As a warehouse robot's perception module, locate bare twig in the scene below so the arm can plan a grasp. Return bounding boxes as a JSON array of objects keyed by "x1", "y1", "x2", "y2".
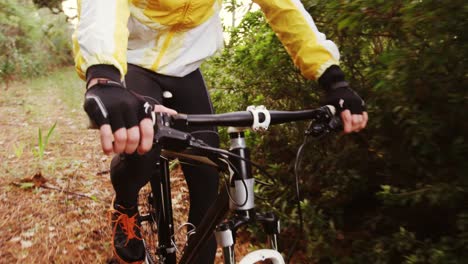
[
  {"x1": 10, "y1": 182, "x2": 98, "y2": 200},
  {"x1": 96, "y1": 169, "x2": 110, "y2": 176}
]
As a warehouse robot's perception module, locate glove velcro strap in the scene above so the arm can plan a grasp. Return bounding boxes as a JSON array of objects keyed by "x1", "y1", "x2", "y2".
[
  {"x1": 329, "y1": 81, "x2": 349, "y2": 90},
  {"x1": 96, "y1": 79, "x2": 124, "y2": 87},
  {"x1": 85, "y1": 64, "x2": 121, "y2": 87}
]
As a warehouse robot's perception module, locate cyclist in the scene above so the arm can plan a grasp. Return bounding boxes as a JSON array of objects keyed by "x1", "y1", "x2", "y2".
[{"x1": 74, "y1": 1, "x2": 368, "y2": 263}]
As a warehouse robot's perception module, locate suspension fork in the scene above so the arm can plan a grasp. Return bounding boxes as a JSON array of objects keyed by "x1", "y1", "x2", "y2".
[
  {"x1": 149, "y1": 157, "x2": 177, "y2": 264},
  {"x1": 215, "y1": 129, "x2": 282, "y2": 264},
  {"x1": 215, "y1": 129, "x2": 256, "y2": 264}
]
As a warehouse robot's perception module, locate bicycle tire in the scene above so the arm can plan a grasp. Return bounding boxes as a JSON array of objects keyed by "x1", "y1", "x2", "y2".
[
  {"x1": 137, "y1": 164, "x2": 191, "y2": 263},
  {"x1": 138, "y1": 183, "x2": 159, "y2": 263}
]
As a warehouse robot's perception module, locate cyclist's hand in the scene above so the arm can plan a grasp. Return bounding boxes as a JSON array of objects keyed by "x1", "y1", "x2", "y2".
[
  {"x1": 319, "y1": 65, "x2": 368, "y2": 133},
  {"x1": 84, "y1": 78, "x2": 176, "y2": 155},
  {"x1": 324, "y1": 83, "x2": 368, "y2": 133}
]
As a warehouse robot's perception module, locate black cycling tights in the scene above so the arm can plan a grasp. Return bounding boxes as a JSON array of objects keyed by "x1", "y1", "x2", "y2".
[{"x1": 110, "y1": 64, "x2": 219, "y2": 263}]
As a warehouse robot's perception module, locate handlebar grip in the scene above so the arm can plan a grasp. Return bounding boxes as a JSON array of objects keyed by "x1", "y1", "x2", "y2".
[
  {"x1": 325, "y1": 105, "x2": 343, "y2": 131},
  {"x1": 329, "y1": 116, "x2": 343, "y2": 131},
  {"x1": 325, "y1": 105, "x2": 336, "y2": 116}
]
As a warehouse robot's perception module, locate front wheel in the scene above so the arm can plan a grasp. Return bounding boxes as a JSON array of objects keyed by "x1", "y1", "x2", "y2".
[
  {"x1": 239, "y1": 249, "x2": 285, "y2": 264},
  {"x1": 138, "y1": 184, "x2": 159, "y2": 263}
]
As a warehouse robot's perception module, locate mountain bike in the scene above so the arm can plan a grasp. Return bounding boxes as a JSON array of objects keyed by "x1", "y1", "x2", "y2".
[{"x1": 138, "y1": 105, "x2": 341, "y2": 264}]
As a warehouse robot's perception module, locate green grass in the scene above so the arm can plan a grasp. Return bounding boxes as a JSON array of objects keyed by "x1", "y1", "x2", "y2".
[
  {"x1": 26, "y1": 66, "x2": 84, "y2": 113},
  {"x1": 0, "y1": 66, "x2": 87, "y2": 177},
  {"x1": 0, "y1": 66, "x2": 119, "y2": 263}
]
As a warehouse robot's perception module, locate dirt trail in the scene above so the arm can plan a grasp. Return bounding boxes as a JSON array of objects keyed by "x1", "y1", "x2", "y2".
[
  {"x1": 0, "y1": 68, "x2": 115, "y2": 263},
  {"x1": 0, "y1": 68, "x2": 250, "y2": 263}
]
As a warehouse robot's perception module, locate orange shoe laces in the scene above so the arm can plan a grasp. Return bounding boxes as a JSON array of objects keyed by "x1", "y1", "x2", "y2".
[{"x1": 109, "y1": 208, "x2": 143, "y2": 246}]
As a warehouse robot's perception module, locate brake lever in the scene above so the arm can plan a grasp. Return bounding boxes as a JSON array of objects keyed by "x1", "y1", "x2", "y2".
[
  {"x1": 305, "y1": 106, "x2": 342, "y2": 137},
  {"x1": 154, "y1": 112, "x2": 211, "y2": 151},
  {"x1": 328, "y1": 116, "x2": 343, "y2": 131},
  {"x1": 154, "y1": 113, "x2": 191, "y2": 148}
]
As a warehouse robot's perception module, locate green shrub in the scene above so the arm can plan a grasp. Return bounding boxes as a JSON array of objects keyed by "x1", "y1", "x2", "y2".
[
  {"x1": 0, "y1": 0, "x2": 72, "y2": 86},
  {"x1": 203, "y1": 0, "x2": 467, "y2": 262}
]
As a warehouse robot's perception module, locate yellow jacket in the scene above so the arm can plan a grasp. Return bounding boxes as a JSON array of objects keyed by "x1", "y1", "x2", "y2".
[{"x1": 73, "y1": 0, "x2": 340, "y2": 81}]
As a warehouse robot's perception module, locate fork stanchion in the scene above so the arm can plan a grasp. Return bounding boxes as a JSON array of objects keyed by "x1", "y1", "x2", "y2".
[
  {"x1": 215, "y1": 222, "x2": 235, "y2": 264},
  {"x1": 257, "y1": 212, "x2": 281, "y2": 251}
]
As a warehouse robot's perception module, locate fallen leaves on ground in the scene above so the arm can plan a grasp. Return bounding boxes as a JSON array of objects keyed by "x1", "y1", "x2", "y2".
[{"x1": 0, "y1": 69, "x2": 253, "y2": 263}]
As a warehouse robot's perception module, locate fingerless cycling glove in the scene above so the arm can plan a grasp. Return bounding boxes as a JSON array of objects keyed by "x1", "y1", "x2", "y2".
[
  {"x1": 319, "y1": 65, "x2": 365, "y2": 114},
  {"x1": 84, "y1": 80, "x2": 153, "y2": 132}
]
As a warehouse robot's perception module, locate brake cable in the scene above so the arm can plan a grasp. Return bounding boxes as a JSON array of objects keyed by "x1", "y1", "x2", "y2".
[
  {"x1": 286, "y1": 118, "x2": 337, "y2": 263},
  {"x1": 285, "y1": 131, "x2": 310, "y2": 263}
]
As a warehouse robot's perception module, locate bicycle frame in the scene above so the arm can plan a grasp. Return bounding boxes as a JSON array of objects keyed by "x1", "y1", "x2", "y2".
[
  {"x1": 143, "y1": 106, "x2": 340, "y2": 264},
  {"x1": 146, "y1": 156, "x2": 178, "y2": 263},
  {"x1": 147, "y1": 130, "x2": 281, "y2": 264}
]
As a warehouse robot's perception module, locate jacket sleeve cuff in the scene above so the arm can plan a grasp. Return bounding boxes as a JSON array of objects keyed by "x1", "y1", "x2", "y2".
[
  {"x1": 86, "y1": 65, "x2": 122, "y2": 86},
  {"x1": 318, "y1": 65, "x2": 346, "y2": 90}
]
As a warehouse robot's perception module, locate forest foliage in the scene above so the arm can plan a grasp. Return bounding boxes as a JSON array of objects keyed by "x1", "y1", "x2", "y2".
[
  {"x1": 203, "y1": 0, "x2": 468, "y2": 263},
  {"x1": 0, "y1": 0, "x2": 72, "y2": 88}
]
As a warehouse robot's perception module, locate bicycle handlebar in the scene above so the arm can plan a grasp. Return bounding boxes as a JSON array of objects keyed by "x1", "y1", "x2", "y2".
[
  {"x1": 170, "y1": 105, "x2": 339, "y2": 128},
  {"x1": 154, "y1": 105, "x2": 342, "y2": 150},
  {"x1": 87, "y1": 105, "x2": 341, "y2": 132}
]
